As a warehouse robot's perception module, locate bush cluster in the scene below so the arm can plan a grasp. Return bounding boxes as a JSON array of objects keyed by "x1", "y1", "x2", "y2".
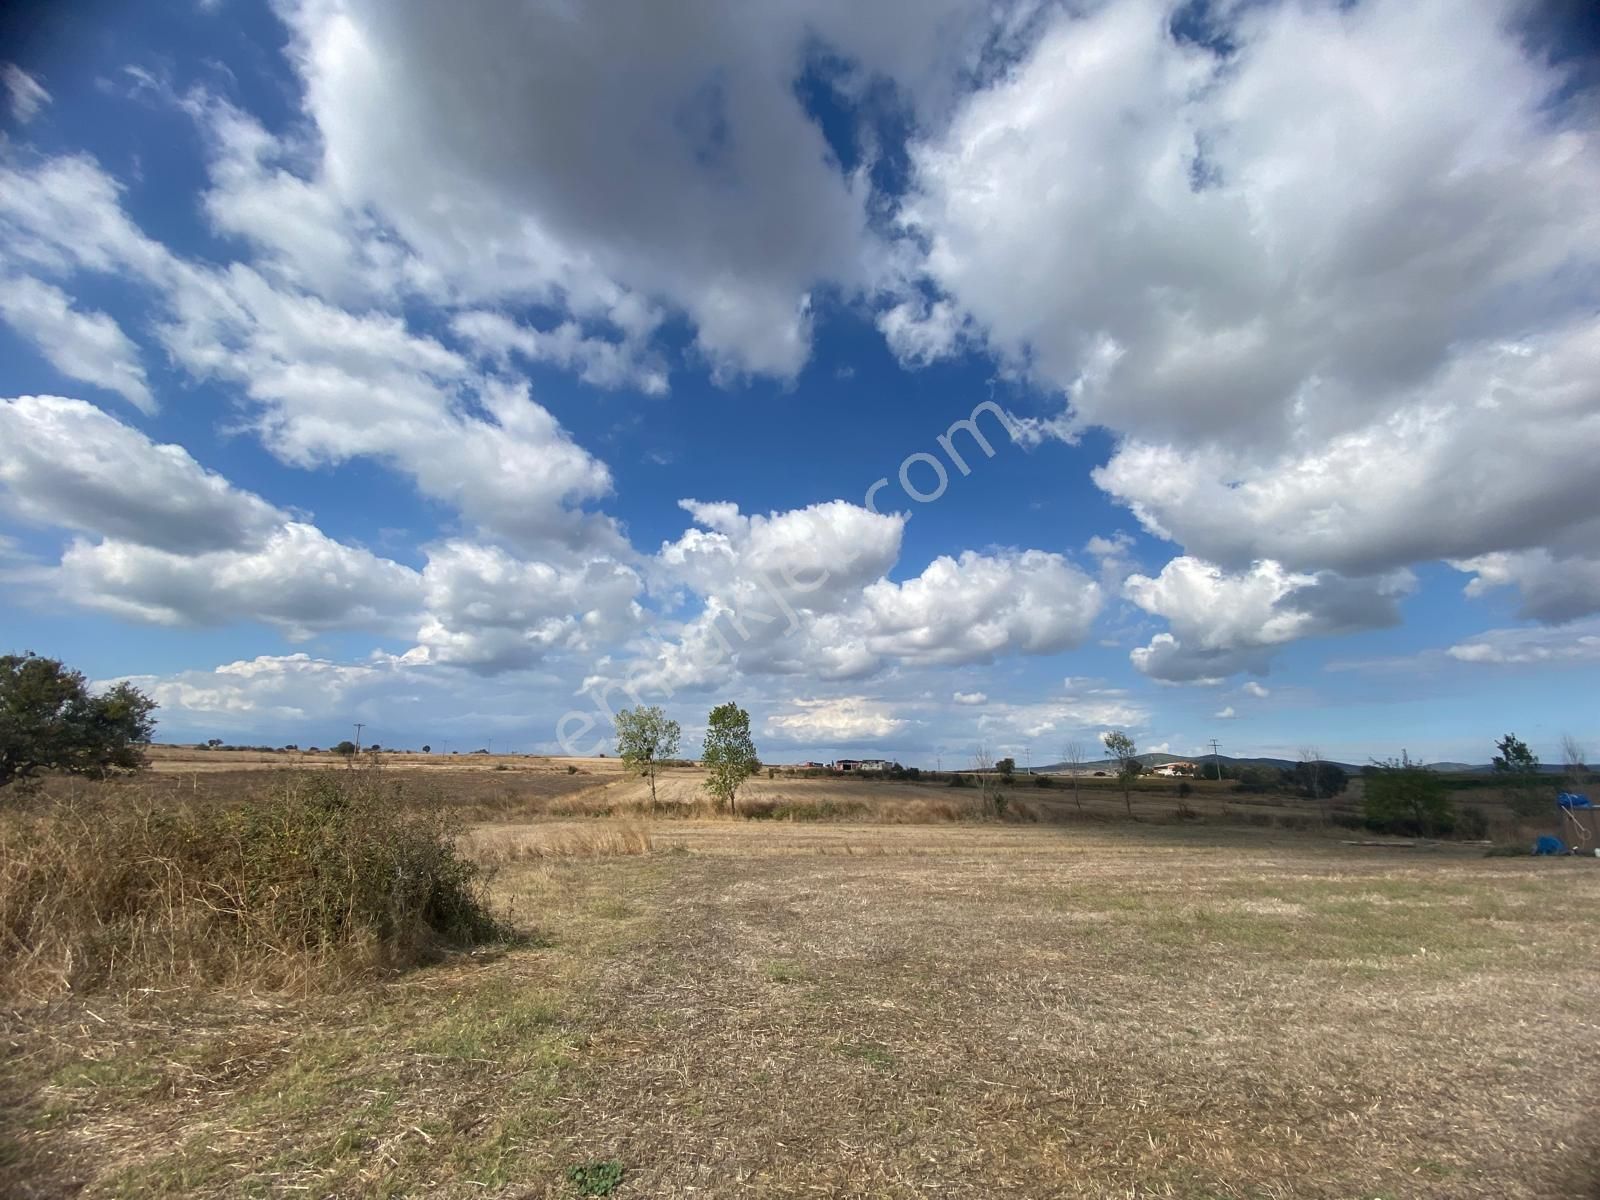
[{"x1": 1, "y1": 771, "x2": 504, "y2": 995}]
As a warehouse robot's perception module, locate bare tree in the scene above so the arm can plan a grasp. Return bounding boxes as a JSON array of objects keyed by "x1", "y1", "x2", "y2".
[
  {"x1": 972, "y1": 744, "x2": 997, "y2": 817},
  {"x1": 1300, "y1": 745, "x2": 1328, "y2": 823},
  {"x1": 1562, "y1": 734, "x2": 1589, "y2": 790},
  {"x1": 1062, "y1": 741, "x2": 1086, "y2": 812}
]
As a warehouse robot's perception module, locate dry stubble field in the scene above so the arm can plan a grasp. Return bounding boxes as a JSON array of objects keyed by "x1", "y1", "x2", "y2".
[{"x1": 7, "y1": 776, "x2": 1600, "y2": 1199}]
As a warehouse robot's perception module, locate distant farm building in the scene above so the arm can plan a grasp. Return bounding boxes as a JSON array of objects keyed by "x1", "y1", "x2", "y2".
[
  {"x1": 832, "y1": 759, "x2": 897, "y2": 773},
  {"x1": 1150, "y1": 761, "x2": 1198, "y2": 777}
]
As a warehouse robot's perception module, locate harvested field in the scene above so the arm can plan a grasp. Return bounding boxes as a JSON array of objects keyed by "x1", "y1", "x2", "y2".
[{"x1": 6, "y1": 814, "x2": 1599, "y2": 1198}]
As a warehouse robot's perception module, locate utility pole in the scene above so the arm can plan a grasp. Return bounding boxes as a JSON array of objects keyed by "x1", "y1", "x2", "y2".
[
  {"x1": 1209, "y1": 738, "x2": 1221, "y2": 781},
  {"x1": 354, "y1": 722, "x2": 365, "y2": 754},
  {"x1": 1025, "y1": 747, "x2": 1032, "y2": 775}
]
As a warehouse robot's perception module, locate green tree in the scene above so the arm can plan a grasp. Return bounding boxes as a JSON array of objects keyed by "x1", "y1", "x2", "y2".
[
  {"x1": 615, "y1": 705, "x2": 680, "y2": 804},
  {"x1": 1493, "y1": 732, "x2": 1544, "y2": 817},
  {"x1": 333, "y1": 740, "x2": 357, "y2": 756},
  {"x1": 1364, "y1": 753, "x2": 1454, "y2": 835},
  {"x1": 0, "y1": 653, "x2": 157, "y2": 790},
  {"x1": 1103, "y1": 731, "x2": 1139, "y2": 817},
  {"x1": 702, "y1": 701, "x2": 758, "y2": 815},
  {"x1": 996, "y1": 756, "x2": 1016, "y2": 783}
]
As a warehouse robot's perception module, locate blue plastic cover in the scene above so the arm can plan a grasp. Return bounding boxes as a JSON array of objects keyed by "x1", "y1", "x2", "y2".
[
  {"x1": 1558, "y1": 792, "x2": 1593, "y2": 809},
  {"x1": 1534, "y1": 834, "x2": 1566, "y2": 855}
]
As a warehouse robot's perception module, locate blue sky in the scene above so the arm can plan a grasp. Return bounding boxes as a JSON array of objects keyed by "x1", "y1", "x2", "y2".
[{"x1": 1, "y1": 0, "x2": 1597, "y2": 766}]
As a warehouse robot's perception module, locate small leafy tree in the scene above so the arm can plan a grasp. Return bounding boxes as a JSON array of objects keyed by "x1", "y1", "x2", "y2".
[
  {"x1": 701, "y1": 701, "x2": 758, "y2": 816},
  {"x1": 334, "y1": 740, "x2": 357, "y2": 757},
  {"x1": 1364, "y1": 753, "x2": 1454, "y2": 835},
  {"x1": 1493, "y1": 733, "x2": 1544, "y2": 817},
  {"x1": 1103, "y1": 731, "x2": 1139, "y2": 817},
  {"x1": 0, "y1": 653, "x2": 157, "y2": 790},
  {"x1": 996, "y1": 756, "x2": 1016, "y2": 783},
  {"x1": 1493, "y1": 733, "x2": 1539, "y2": 775},
  {"x1": 421, "y1": 744, "x2": 431, "y2": 754},
  {"x1": 615, "y1": 705, "x2": 680, "y2": 804}
]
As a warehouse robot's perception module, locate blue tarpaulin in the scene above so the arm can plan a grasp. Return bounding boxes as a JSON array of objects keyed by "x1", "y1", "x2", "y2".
[
  {"x1": 1534, "y1": 835, "x2": 1566, "y2": 855},
  {"x1": 1558, "y1": 792, "x2": 1593, "y2": 809}
]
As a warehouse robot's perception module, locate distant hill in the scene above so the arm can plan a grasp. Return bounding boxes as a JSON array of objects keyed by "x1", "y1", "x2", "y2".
[
  {"x1": 1034, "y1": 752, "x2": 1323, "y2": 774},
  {"x1": 1028, "y1": 752, "x2": 1577, "y2": 776}
]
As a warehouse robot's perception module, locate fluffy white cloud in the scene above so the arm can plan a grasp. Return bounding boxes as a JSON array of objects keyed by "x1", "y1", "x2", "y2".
[
  {"x1": 896, "y1": 0, "x2": 1600, "y2": 619},
  {"x1": 766, "y1": 697, "x2": 909, "y2": 745},
  {"x1": 1446, "y1": 621, "x2": 1600, "y2": 667},
  {"x1": 107, "y1": 654, "x2": 390, "y2": 722},
  {"x1": 974, "y1": 686, "x2": 1150, "y2": 742},
  {"x1": 0, "y1": 278, "x2": 152, "y2": 412},
  {"x1": 1124, "y1": 557, "x2": 1412, "y2": 681},
  {"x1": 1453, "y1": 548, "x2": 1600, "y2": 624},
  {"x1": 0, "y1": 396, "x2": 424, "y2": 635},
  {"x1": 1095, "y1": 323, "x2": 1600, "y2": 578},
  {"x1": 277, "y1": 0, "x2": 871, "y2": 378},
  {"x1": 159, "y1": 264, "x2": 620, "y2": 552},
  {"x1": 1241, "y1": 682, "x2": 1270, "y2": 699},
  {"x1": 860, "y1": 549, "x2": 1102, "y2": 666},
  {"x1": 0, "y1": 153, "x2": 624, "y2": 555},
  {"x1": 594, "y1": 502, "x2": 1104, "y2": 702},
  {"x1": 0, "y1": 154, "x2": 172, "y2": 280},
  {"x1": 0, "y1": 396, "x2": 282, "y2": 553},
  {"x1": 412, "y1": 541, "x2": 643, "y2": 673},
  {"x1": 0, "y1": 397, "x2": 645, "y2": 654},
  {"x1": 451, "y1": 309, "x2": 668, "y2": 397},
  {"x1": 1214, "y1": 705, "x2": 1237, "y2": 720},
  {"x1": 59, "y1": 524, "x2": 421, "y2": 637},
  {"x1": 101, "y1": 650, "x2": 607, "y2": 748},
  {"x1": 952, "y1": 690, "x2": 987, "y2": 706},
  {"x1": 901, "y1": 0, "x2": 1598, "y2": 442},
  {"x1": 657, "y1": 498, "x2": 904, "y2": 606},
  {"x1": 2, "y1": 64, "x2": 49, "y2": 123}
]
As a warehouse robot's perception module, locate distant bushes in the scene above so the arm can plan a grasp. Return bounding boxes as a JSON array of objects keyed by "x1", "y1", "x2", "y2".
[
  {"x1": 0, "y1": 771, "x2": 504, "y2": 997},
  {"x1": 1362, "y1": 755, "x2": 1456, "y2": 835}
]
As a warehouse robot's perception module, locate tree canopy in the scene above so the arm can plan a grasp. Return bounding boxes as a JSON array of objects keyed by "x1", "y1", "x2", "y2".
[
  {"x1": 615, "y1": 705, "x2": 681, "y2": 803},
  {"x1": 0, "y1": 653, "x2": 157, "y2": 790},
  {"x1": 1103, "y1": 731, "x2": 1140, "y2": 816},
  {"x1": 702, "y1": 702, "x2": 758, "y2": 815},
  {"x1": 1283, "y1": 760, "x2": 1349, "y2": 799},
  {"x1": 1492, "y1": 733, "x2": 1539, "y2": 776},
  {"x1": 1363, "y1": 753, "x2": 1454, "y2": 835}
]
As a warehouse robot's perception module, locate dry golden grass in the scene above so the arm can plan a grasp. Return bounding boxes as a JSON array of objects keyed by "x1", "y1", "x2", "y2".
[
  {"x1": 0, "y1": 773, "x2": 503, "y2": 1000},
  {"x1": 6, "y1": 800, "x2": 1598, "y2": 1197},
  {"x1": 466, "y1": 821, "x2": 655, "y2": 862}
]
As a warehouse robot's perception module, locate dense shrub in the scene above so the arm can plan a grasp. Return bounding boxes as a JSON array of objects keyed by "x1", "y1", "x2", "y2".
[
  {"x1": 1363, "y1": 755, "x2": 1455, "y2": 835},
  {"x1": 0, "y1": 771, "x2": 504, "y2": 996}
]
